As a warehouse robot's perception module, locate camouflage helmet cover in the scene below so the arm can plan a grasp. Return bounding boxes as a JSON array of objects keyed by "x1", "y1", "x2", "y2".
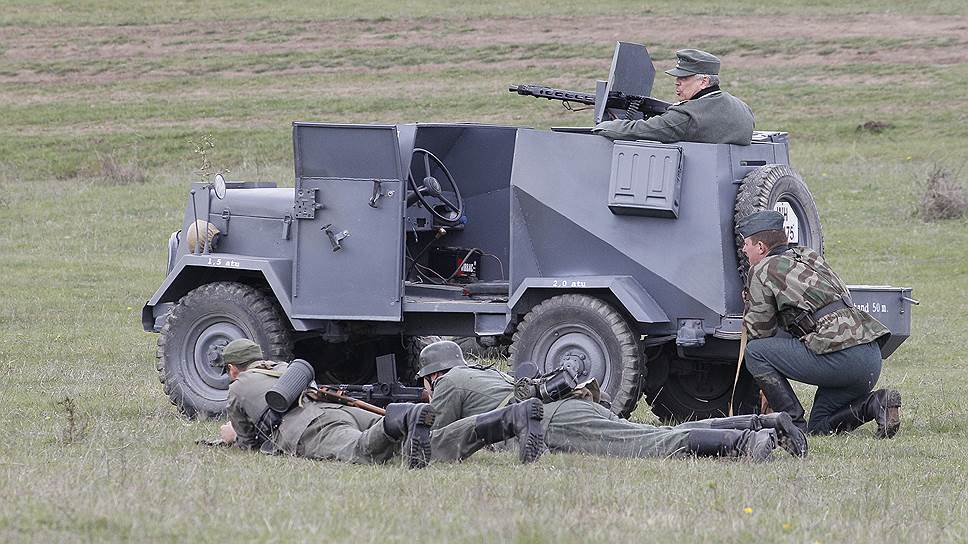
[
  {"x1": 217, "y1": 339, "x2": 263, "y2": 368},
  {"x1": 415, "y1": 340, "x2": 467, "y2": 379}
]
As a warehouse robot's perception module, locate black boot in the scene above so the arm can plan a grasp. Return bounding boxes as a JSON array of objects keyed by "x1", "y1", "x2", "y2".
[
  {"x1": 710, "y1": 413, "x2": 808, "y2": 458},
  {"x1": 826, "y1": 389, "x2": 901, "y2": 438},
  {"x1": 686, "y1": 429, "x2": 777, "y2": 462},
  {"x1": 755, "y1": 374, "x2": 807, "y2": 432},
  {"x1": 383, "y1": 403, "x2": 436, "y2": 468},
  {"x1": 474, "y1": 398, "x2": 545, "y2": 464}
]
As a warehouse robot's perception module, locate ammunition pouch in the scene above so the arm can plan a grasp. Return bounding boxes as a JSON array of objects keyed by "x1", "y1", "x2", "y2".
[{"x1": 786, "y1": 297, "x2": 851, "y2": 339}]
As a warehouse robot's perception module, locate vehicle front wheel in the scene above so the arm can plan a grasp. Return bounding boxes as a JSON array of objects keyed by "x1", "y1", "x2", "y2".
[
  {"x1": 509, "y1": 294, "x2": 643, "y2": 417},
  {"x1": 156, "y1": 281, "x2": 293, "y2": 419}
]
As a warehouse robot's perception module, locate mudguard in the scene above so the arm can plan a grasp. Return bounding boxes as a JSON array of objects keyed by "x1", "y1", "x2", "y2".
[
  {"x1": 141, "y1": 254, "x2": 301, "y2": 332},
  {"x1": 509, "y1": 275, "x2": 669, "y2": 325}
]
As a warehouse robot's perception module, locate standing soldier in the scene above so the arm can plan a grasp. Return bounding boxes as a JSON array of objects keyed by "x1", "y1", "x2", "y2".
[
  {"x1": 417, "y1": 340, "x2": 807, "y2": 461},
  {"x1": 215, "y1": 339, "x2": 546, "y2": 467},
  {"x1": 737, "y1": 210, "x2": 901, "y2": 437}
]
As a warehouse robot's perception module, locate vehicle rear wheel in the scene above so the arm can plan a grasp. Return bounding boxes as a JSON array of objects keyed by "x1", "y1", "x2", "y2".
[
  {"x1": 734, "y1": 165, "x2": 823, "y2": 282},
  {"x1": 644, "y1": 347, "x2": 759, "y2": 422},
  {"x1": 157, "y1": 281, "x2": 293, "y2": 419},
  {"x1": 510, "y1": 294, "x2": 642, "y2": 417}
]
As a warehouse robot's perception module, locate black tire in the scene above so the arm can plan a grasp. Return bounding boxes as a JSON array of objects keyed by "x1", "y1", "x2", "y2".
[
  {"x1": 644, "y1": 346, "x2": 759, "y2": 422},
  {"x1": 509, "y1": 294, "x2": 642, "y2": 417},
  {"x1": 734, "y1": 165, "x2": 823, "y2": 282},
  {"x1": 157, "y1": 281, "x2": 293, "y2": 419}
]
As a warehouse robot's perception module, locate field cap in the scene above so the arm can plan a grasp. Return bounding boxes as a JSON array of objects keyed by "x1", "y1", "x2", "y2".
[
  {"x1": 665, "y1": 49, "x2": 721, "y2": 77},
  {"x1": 736, "y1": 210, "x2": 785, "y2": 238},
  {"x1": 416, "y1": 340, "x2": 467, "y2": 379},
  {"x1": 217, "y1": 339, "x2": 263, "y2": 367}
]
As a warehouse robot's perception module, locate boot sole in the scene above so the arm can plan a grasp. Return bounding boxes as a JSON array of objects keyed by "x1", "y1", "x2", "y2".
[
  {"x1": 876, "y1": 390, "x2": 901, "y2": 439},
  {"x1": 406, "y1": 406, "x2": 436, "y2": 469},
  {"x1": 520, "y1": 399, "x2": 545, "y2": 464},
  {"x1": 774, "y1": 412, "x2": 808, "y2": 458}
]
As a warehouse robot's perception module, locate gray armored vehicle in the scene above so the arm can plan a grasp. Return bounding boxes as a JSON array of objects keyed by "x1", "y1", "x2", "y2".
[{"x1": 142, "y1": 42, "x2": 914, "y2": 421}]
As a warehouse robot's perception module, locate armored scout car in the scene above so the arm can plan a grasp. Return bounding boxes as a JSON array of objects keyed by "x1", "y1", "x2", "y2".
[{"x1": 143, "y1": 42, "x2": 914, "y2": 421}]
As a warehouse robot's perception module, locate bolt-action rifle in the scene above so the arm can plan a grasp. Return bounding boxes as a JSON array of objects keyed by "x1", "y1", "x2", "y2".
[{"x1": 307, "y1": 386, "x2": 389, "y2": 416}]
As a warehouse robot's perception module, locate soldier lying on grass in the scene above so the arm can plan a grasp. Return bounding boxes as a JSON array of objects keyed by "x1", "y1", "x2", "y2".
[
  {"x1": 213, "y1": 339, "x2": 545, "y2": 468},
  {"x1": 418, "y1": 340, "x2": 807, "y2": 461}
]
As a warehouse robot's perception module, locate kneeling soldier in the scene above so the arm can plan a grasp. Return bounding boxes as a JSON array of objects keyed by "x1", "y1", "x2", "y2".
[
  {"x1": 738, "y1": 210, "x2": 901, "y2": 437},
  {"x1": 215, "y1": 339, "x2": 545, "y2": 467},
  {"x1": 418, "y1": 340, "x2": 807, "y2": 461}
]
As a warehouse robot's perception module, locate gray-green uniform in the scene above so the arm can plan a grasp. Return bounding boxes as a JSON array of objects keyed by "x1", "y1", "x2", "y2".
[
  {"x1": 592, "y1": 48, "x2": 754, "y2": 145},
  {"x1": 418, "y1": 338, "x2": 806, "y2": 459},
  {"x1": 226, "y1": 361, "x2": 533, "y2": 464},
  {"x1": 738, "y1": 210, "x2": 899, "y2": 437},
  {"x1": 430, "y1": 365, "x2": 774, "y2": 458}
]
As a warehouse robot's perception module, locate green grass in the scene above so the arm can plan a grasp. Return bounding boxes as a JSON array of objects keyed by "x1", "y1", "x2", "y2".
[{"x1": 1, "y1": 1, "x2": 967, "y2": 542}]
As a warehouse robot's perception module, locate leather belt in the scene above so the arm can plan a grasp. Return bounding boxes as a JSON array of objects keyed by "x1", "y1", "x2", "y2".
[{"x1": 788, "y1": 296, "x2": 852, "y2": 338}]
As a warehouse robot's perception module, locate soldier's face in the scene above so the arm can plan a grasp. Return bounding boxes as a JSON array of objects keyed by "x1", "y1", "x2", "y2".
[
  {"x1": 742, "y1": 238, "x2": 766, "y2": 267},
  {"x1": 675, "y1": 75, "x2": 707, "y2": 100}
]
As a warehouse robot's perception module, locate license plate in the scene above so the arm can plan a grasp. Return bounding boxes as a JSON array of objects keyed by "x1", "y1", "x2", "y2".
[{"x1": 774, "y1": 201, "x2": 799, "y2": 243}]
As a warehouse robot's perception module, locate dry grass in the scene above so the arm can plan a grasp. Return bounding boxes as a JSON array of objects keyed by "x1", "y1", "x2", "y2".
[
  {"x1": 918, "y1": 166, "x2": 967, "y2": 221},
  {"x1": 95, "y1": 150, "x2": 147, "y2": 185}
]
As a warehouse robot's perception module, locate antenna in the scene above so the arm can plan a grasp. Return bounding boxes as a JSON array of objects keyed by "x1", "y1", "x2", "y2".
[{"x1": 190, "y1": 189, "x2": 199, "y2": 255}]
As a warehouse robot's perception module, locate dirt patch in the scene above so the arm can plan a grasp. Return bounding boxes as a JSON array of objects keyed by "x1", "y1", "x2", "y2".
[{"x1": 0, "y1": 14, "x2": 964, "y2": 88}]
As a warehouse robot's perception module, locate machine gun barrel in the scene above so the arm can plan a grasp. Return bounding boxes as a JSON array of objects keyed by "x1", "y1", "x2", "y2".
[{"x1": 509, "y1": 84, "x2": 596, "y2": 105}]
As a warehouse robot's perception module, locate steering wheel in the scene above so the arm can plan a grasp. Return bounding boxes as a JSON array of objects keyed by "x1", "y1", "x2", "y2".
[{"x1": 407, "y1": 148, "x2": 464, "y2": 225}]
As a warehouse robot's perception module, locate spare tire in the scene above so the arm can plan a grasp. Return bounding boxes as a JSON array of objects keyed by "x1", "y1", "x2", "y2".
[{"x1": 734, "y1": 165, "x2": 823, "y2": 281}]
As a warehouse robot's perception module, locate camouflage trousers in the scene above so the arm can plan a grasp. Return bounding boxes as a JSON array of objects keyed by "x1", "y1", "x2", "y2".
[
  {"x1": 745, "y1": 337, "x2": 882, "y2": 434},
  {"x1": 295, "y1": 405, "x2": 488, "y2": 464}
]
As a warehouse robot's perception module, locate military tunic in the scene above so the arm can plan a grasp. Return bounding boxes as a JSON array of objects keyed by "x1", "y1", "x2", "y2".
[
  {"x1": 743, "y1": 245, "x2": 890, "y2": 434},
  {"x1": 592, "y1": 87, "x2": 754, "y2": 145},
  {"x1": 745, "y1": 246, "x2": 889, "y2": 353},
  {"x1": 431, "y1": 366, "x2": 699, "y2": 458},
  {"x1": 227, "y1": 362, "x2": 493, "y2": 464}
]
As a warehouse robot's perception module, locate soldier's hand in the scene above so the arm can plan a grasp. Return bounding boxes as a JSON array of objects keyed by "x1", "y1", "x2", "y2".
[{"x1": 219, "y1": 422, "x2": 237, "y2": 444}]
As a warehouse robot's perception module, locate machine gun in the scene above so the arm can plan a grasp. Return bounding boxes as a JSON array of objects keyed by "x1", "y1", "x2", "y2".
[
  {"x1": 509, "y1": 83, "x2": 670, "y2": 121},
  {"x1": 508, "y1": 41, "x2": 672, "y2": 124},
  {"x1": 332, "y1": 354, "x2": 428, "y2": 407}
]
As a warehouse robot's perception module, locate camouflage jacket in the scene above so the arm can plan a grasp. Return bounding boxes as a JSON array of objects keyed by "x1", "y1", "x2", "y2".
[
  {"x1": 744, "y1": 246, "x2": 889, "y2": 354},
  {"x1": 592, "y1": 88, "x2": 754, "y2": 145}
]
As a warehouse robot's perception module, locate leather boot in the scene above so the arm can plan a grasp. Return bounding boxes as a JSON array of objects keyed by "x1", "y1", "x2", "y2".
[
  {"x1": 474, "y1": 398, "x2": 545, "y2": 464},
  {"x1": 383, "y1": 403, "x2": 436, "y2": 468},
  {"x1": 826, "y1": 389, "x2": 901, "y2": 438},
  {"x1": 710, "y1": 413, "x2": 807, "y2": 458},
  {"x1": 755, "y1": 374, "x2": 807, "y2": 432},
  {"x1": 686, "y1": 429, "x2": 777, "y2": 462}
]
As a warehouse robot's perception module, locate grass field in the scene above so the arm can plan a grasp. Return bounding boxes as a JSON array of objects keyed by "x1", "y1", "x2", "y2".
[{"x1": 1, "y1": 2, "x2": 967, "y2": 542}]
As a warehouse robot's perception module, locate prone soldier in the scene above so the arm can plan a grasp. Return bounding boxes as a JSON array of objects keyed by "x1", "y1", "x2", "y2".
[
  {"x1": 214, "y1": 339, "x2": 546, "y2": 467},
  {"x1": 738, "y1": 210, "x2": 901, "y2": 437},
  {"x1": 417, "y1": 340, "x2": 807, "y2": 461}
]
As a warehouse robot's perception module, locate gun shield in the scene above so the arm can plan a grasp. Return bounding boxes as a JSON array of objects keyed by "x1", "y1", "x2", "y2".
[{"x1": 265, "y1": 358, "x2": 315, "y2": 412}]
